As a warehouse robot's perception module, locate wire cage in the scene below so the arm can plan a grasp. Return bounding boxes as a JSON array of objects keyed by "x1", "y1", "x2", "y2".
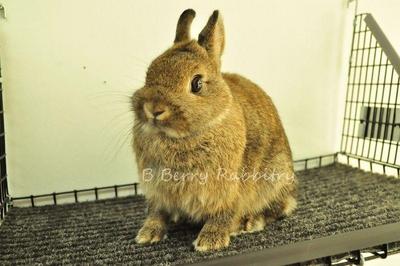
[
  {"x1": 0, "y1": 12, "x2": 400, "y2": 266},
  {"x1": 341, "y1": 13, "x2": 400, "y2": 175}
]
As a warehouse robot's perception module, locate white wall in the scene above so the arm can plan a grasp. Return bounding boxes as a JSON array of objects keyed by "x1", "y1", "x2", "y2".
[{"x1": 0, "y1": 0, "x2": 350, "y2": 196}]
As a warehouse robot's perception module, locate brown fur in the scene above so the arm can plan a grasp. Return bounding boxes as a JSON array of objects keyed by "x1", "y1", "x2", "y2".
[{"x1": 132, "y1": 9, "x2": 297, "y2": 251}]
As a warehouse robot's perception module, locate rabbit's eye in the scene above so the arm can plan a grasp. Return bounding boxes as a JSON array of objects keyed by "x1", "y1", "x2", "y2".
[{"x1": 191, "y1": 75, "x2": 203, "y2": 93}]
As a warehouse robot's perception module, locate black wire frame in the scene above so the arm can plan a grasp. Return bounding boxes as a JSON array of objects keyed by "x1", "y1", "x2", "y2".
[
  {"x1": 10, "y1": 182, "x2": 140, "y2": 208},
  {"x1": 340, "y1": 13, "x2": 400, "y2": 169},
  {"x1": 0, "y1": 69, "x2": 8, "y2": 221}
]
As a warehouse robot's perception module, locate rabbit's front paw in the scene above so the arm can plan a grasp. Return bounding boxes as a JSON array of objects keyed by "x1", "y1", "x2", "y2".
[
  {"x1": 193, "y1": 230, "x2": 230, "y2": 251},
  {"x1": 135, "y1": 221, "x2": 167, "y2": 244}
]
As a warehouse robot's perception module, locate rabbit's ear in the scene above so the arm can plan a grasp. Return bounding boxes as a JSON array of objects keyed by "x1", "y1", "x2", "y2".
[
  {"x1": 174, "y1": 9, "x2": 196, "y2": 43},
  {"x1": 198, "y1": 10, "x2": 225, "y2": 66}
]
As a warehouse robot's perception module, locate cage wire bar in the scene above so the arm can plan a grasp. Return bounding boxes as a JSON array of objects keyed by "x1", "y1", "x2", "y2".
[
  {"x1": 0, "y1": 65, "x2": 8, "y2": 221},
  {"x1": 340, "y1": 13, "x2": 400, "y2": 175}
]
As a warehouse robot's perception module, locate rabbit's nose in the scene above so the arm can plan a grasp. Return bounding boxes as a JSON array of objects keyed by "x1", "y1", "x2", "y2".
[{"x1": 143, "y1": 102, "x2": 170, "y2": 121}]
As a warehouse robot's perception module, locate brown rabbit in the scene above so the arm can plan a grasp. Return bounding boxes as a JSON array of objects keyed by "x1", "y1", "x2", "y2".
[{"x1": 132, "y1": 9, "x2": 297, "y2": 251}]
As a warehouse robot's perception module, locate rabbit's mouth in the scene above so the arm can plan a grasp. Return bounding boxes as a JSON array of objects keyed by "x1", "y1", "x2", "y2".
[{"x1": 139, "y1": 119, "x2": 190, "y2": 139}]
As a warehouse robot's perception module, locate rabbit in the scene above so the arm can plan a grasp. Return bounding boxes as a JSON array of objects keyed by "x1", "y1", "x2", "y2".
[{"x1": 132, "y1": 9, "x2": 297, "y2": 252}]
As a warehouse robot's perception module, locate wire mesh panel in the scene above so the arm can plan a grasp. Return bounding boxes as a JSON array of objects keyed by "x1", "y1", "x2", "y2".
[
  {"x1": 0, "y1": 65, "x2": 8, "y2": 220},
  {"x1": 341, "y1": 13, "x2": 400, "y2": 169}
]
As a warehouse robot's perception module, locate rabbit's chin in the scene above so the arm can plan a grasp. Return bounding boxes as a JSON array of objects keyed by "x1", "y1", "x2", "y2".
[{"x1": 141, "y1": 122, "x2": 191, "y2": 139}]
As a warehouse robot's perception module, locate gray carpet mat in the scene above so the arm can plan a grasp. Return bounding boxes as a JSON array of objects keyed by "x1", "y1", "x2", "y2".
[{"x1": 1, "y1": 163, "x2": 400, "y2": 265}]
